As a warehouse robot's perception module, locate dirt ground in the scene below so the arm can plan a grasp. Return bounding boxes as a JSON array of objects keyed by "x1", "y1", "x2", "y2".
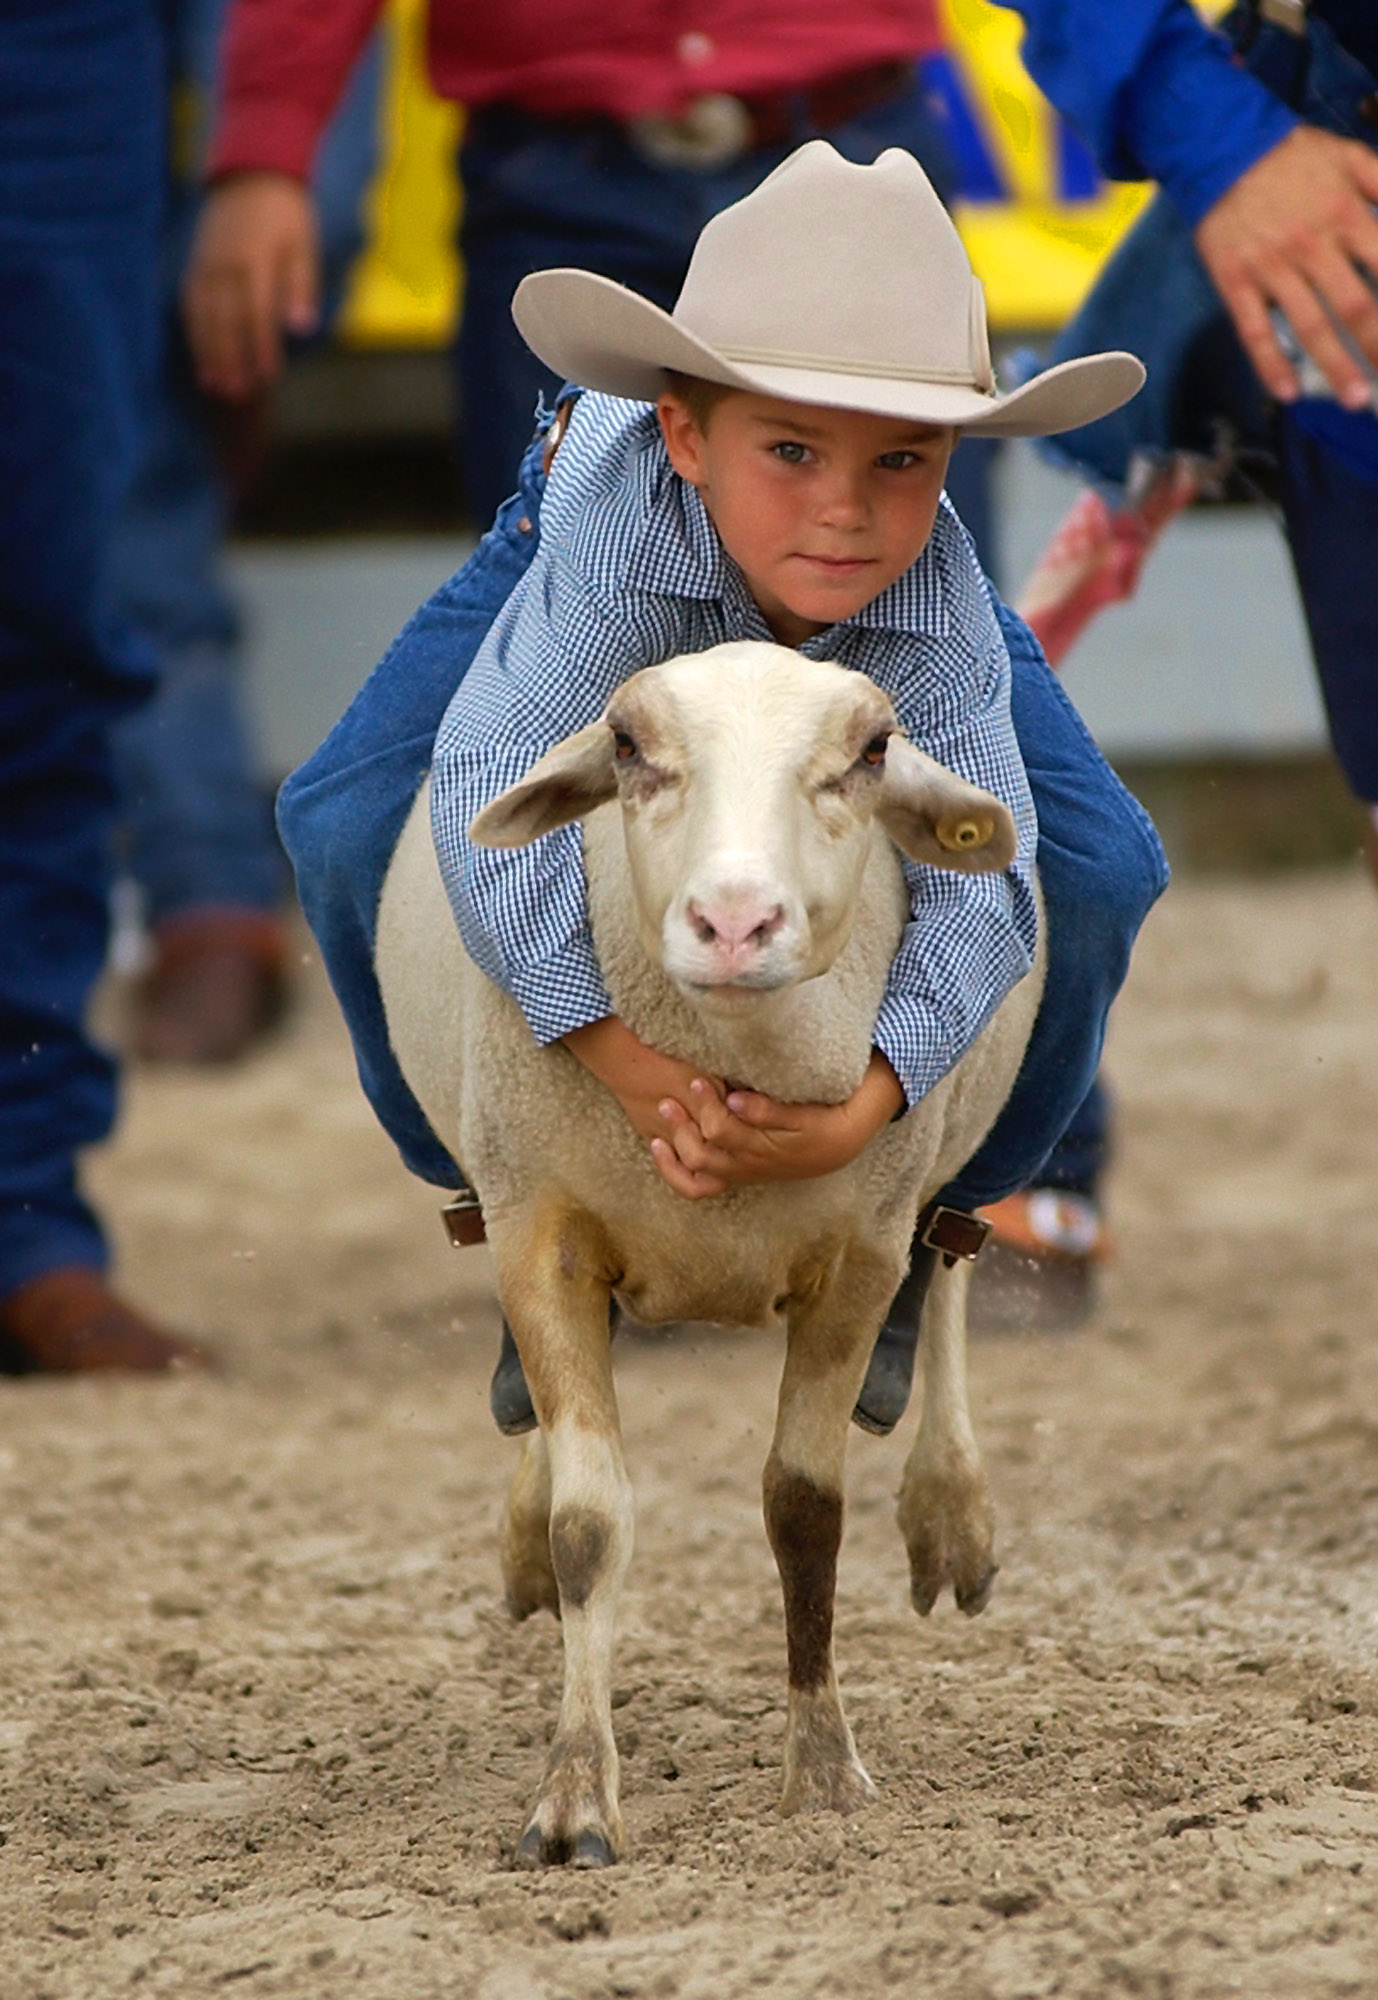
[{"x1": 4, "y1": 866, "x2": 1378, "y2": 2000}]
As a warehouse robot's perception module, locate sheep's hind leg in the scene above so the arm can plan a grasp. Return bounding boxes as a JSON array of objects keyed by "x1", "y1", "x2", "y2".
[
  {"x1": 767, "y1": 1261, "x2": 894, "y2": 1817},
  {"x1": 493, "y1": 1217, "x2": 631, "y2": 1868},
  {"x1": 501, "y1": 1430, "x2": 558, "y2": 1620},
  {"x1": 896, "y1": 1259, "x2": 997, "y2": 1617}
]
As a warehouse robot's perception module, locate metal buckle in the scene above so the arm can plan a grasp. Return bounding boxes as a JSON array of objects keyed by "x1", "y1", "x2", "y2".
[
  {"x1": 1258, "y1": 0, "x2": 1307, "y2": 34},
  {"x1": 540, "y1": 394, "x2": 577, "y2": 475},
  {"x1": 441, "y1": 1187, "x2": 486, "y2": 1248},
  {"x1": 628, "y1": 94, "x2": 753, "y2": 171},
  {"x1": 920, "y1": 1205, "x2": 991, "y2": 1268}
]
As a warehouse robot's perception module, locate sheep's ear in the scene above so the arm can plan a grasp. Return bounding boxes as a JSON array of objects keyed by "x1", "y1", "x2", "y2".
[
  {"x1": 468, "y1": 720, "x2": 617, "y2": 848},
  {"x1": 875, "y1": 735, "x2": 1016, "y2": 872}
]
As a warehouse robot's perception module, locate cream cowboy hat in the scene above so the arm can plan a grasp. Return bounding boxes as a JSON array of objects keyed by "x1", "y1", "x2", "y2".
[{"x1": 512, "y1": 140, "x2": 1143, "y2": 437}]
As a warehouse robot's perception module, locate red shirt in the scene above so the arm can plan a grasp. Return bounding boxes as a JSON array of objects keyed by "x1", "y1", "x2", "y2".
[{"x1": 209, "y1": 0, "x2": 942, "y2": 181}]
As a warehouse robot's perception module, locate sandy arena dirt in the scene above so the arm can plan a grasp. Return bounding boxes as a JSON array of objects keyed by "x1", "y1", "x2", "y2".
[{"x1": 4, "y1": 866, "x2": 1378, "y2": 2000}]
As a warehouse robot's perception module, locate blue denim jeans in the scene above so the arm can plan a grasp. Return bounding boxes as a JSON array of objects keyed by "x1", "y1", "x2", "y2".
[
  {"x1": 107, "y1": 0, "x2": 382, "y2": 923},
  {"x1": 0, "y1": 0, "x2": 164, "y2": 1295},
  {"x1": 278, "y1": 431, "x2": 1167, "y2": 1207}
]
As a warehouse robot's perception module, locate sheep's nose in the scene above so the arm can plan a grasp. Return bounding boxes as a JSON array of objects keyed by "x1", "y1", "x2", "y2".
[{"x1": 686, "y1": 896, "x2": 786, "y2": 953}]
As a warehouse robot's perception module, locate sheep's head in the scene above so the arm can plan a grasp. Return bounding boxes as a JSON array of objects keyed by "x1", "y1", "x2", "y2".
[{"x1": 469, "y1": 641, "x2": 1015, "y2": 1006}]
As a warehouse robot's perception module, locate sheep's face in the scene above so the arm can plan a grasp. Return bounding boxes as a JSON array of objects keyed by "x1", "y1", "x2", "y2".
[
  {"x1": 609, "y1": 657, "x2": 897, "y2": 1002},
  {"x1": 469, "y1": 641, "x2": 1017, "y2": 1008}
]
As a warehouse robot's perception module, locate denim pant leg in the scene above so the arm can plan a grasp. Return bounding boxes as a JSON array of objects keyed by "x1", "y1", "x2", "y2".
[
  {"x1": 0, "y1": 0, "x2": 162, "y2": 1295},
  {"x1": 107, "y1": 337, "x2": 284, "y2": 919},
  {"x1": 277, "y1": 438, "x2": 548, "y2": 1184},
  {"x1": 109, "y1": 6, "x2": 382, "y2": 921},
  {"x1": 939, "y1": 606, "x2": 1168, "y2": 1213},
  {"x1": 1276, "y1": 411, "x2": 1378, "y2": 803}
]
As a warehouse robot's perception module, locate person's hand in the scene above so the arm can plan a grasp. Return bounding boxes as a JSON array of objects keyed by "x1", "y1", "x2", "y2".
[
  {"x1": 183, "y1": 172, "x2": 322, "y2": 400},
  {"x1": 1194, "y1": 126, "x2": 1378, "y2": 409},
  {"x1": 562, "y1": 1016, "x2": 724, "y2": 1153},
  {"x1": 650, "y1": 1051, "x2": 905, "y2": 1200}
]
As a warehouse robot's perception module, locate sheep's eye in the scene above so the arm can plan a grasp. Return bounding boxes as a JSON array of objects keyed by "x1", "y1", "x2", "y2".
[
  {"x1": 612, "y1": 729, "x2": 638, "y2": 762},
  {"x1": 859, "y1": 733, "x2": 890, "y2": 768}
]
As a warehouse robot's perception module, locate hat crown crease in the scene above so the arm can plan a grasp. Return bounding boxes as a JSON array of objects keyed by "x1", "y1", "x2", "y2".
[{"x1": 671, "y1": 141, "x2": 990, "y2": 394}]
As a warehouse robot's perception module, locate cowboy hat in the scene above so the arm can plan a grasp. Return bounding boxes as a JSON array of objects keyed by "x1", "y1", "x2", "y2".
[{"x1": 512, "y1": 141, "x2": 1144, "y2": 438}]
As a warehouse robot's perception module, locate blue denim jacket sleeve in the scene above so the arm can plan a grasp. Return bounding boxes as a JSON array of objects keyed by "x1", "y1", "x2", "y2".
[{"x1": 997, "y1": 0, "x2": 1298, "y2": 224}]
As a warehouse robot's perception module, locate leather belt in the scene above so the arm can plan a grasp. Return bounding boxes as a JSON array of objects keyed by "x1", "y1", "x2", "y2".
[
  {"x1": 483, "y1": 61, "x2": 916, "y2": 174},
  {"x1": 630, "y1": 61, "x2": 915, "y2": 169}
]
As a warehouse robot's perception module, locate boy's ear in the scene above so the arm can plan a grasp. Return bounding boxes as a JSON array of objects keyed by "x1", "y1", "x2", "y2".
[
  {"x1": 657, "y1": 392, "x2": 708, "y2": 485},
  {"x1": 468, "y1": 720, "x2": 617, "y2": 847},
  {"x1": 875, "y1": 735, "x2": 1016, "y2": 873}
]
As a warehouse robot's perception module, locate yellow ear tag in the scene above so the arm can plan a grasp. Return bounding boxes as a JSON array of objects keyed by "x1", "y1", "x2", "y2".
[{"x1": 938, "y1": 814, "x2": 992, "y2": 853}]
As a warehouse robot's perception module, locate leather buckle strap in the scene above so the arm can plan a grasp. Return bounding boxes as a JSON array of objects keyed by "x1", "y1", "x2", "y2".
[
  {"x1": 920, "y1": 1204, "x2": 992, "y2": 1268},
  {"x1": 441, "y1": 1187, "x2": 487, "y2": 1247}
]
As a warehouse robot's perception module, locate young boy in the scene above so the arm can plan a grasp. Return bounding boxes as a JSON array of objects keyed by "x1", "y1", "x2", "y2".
[{"x1": 280, "y1": 142, "x2": 1166, "y2": 1436}]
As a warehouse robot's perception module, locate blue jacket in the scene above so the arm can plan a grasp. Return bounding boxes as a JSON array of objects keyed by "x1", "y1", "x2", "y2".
[{"x1": 1001, "y1": 0, "x2": 1300, "y2": 224}]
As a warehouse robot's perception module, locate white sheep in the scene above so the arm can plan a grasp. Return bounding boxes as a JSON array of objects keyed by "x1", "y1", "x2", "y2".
[{"x1": 376, "y1": 638, "x2": 1043, "y2": 1866}]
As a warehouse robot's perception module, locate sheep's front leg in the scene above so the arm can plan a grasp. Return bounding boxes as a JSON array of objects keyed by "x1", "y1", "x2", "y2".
[
  {"x1": 767, "y1": 1267, "x2": 891, "y2": 1817},
  {"x1": 896, "y1": 1257, "x2": 996, "y2": 1617},
  {"x1": 492, "y1": 1221, "x2": 632, "y2": 1868}
]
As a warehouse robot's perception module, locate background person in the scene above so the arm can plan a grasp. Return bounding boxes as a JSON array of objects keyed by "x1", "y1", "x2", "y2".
[
  {"x1": 0, "y1": 0, "x2": 206, "y2": 1373},
  {"x1": 109, "y1": 0, "x2": 383, "y2": 1066},
  {"x1": 182, "y1": 0, "x2": 1001, "y2": 569},
  {"x1": 967, "y1": 0, "x2": 1378, "y2": 1328}
]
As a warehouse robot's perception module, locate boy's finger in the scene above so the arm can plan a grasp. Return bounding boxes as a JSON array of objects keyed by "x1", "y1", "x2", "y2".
[
  {"x1": 723, "y1": 1089, "x2": 778, "y2": 1124},
  {"x1": 666, "y1": 1120, "x2": 736, "y2": 1176},
  {"x1": 650, "y1": 1138, "x2": 725, "y2": 1200}
]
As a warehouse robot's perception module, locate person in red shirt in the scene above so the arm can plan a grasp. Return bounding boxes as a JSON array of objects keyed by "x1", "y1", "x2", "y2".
[{"x1": 184, "y1": 0, "x2": 1004, "y2": 541}]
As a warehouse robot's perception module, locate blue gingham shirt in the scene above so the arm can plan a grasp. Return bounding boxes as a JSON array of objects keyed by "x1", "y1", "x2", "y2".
[{"x1": 430, "y1": 394, "x2": 1038, "y2": 1109}]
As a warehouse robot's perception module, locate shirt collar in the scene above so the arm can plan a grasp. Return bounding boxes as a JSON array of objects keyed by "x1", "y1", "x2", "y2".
[{"x1": 621, "y1": 434, "x2": 727, "y2": 600}]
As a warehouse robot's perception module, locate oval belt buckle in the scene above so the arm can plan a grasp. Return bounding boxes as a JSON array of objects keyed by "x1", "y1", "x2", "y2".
[{"x1": 629, "y1": 93, "x2": 753, "y2": 171}]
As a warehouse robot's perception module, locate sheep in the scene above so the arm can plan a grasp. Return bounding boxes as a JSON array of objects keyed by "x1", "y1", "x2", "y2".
[{"x1": 375, "y1": 638, "x2": 1044, "y2": 1867}]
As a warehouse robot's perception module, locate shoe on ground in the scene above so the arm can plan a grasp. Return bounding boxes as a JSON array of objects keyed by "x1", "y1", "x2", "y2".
[
  {"x1": 967, "y1": 1189, "x2": 1106, "y2": 1335},
  {"x1": 0, "y1": 1269, "x2": 214, "y2": 1375},
  {"x1": 133, "y1": 909, "x2": 289, "y2": 1065}
]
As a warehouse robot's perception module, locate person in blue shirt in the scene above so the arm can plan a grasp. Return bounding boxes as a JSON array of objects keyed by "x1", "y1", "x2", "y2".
[
  {"x1": 973, "y1": 0, "x2": 1378, "y2": 1319},
  {"x1": 279, "y1": 141, "x2": 1166, "y2": 1436}
]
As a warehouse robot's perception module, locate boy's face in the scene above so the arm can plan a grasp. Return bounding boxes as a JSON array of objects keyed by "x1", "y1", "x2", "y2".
[{"x1": 658, "y1": 389, "x2": 956, "y2": 648}]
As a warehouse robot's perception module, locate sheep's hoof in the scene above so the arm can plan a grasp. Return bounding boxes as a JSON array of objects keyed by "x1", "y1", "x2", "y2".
[
  {"x1": 907, "y1": 1547, "x2": 998, "y2": 1618},
  {"x1": 514, "y1": 1821, "x2": 618, "y2": 1870},
  {"x1": 955, "y1": 1561, "x2": 999, "y2": 1618},
  {"x1": 780, "y1": 1755, "x2": 876, "y2": 1818},
  {"x1": 898, "y1": 1465, "x2": 996, "y2": 1618},
  {"x1": 503, "y1": 1558, "x2": 560, "y2": 1622}
]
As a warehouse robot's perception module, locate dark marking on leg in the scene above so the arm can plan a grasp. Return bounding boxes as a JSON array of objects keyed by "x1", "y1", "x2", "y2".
[
  {"x1": 549, "y1": 1505, "x2": 610, "y2": 1610},
  {"x1": 764, "y1": 1462, "x2": 843, "y2": 1693}
]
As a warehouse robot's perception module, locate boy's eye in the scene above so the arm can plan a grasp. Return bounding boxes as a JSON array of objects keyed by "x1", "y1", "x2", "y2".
[
  {"x1": 770, "y1": 440, "x2": 812, "y2": 465},
  {"x1": 876, "y1": 451, "x2": 920, "y2": 472}
]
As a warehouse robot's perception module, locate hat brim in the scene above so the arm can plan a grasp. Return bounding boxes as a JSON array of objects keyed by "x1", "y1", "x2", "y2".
[{"x1": 513, "y1": 270, "x2": 1144, "y2": 439}]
